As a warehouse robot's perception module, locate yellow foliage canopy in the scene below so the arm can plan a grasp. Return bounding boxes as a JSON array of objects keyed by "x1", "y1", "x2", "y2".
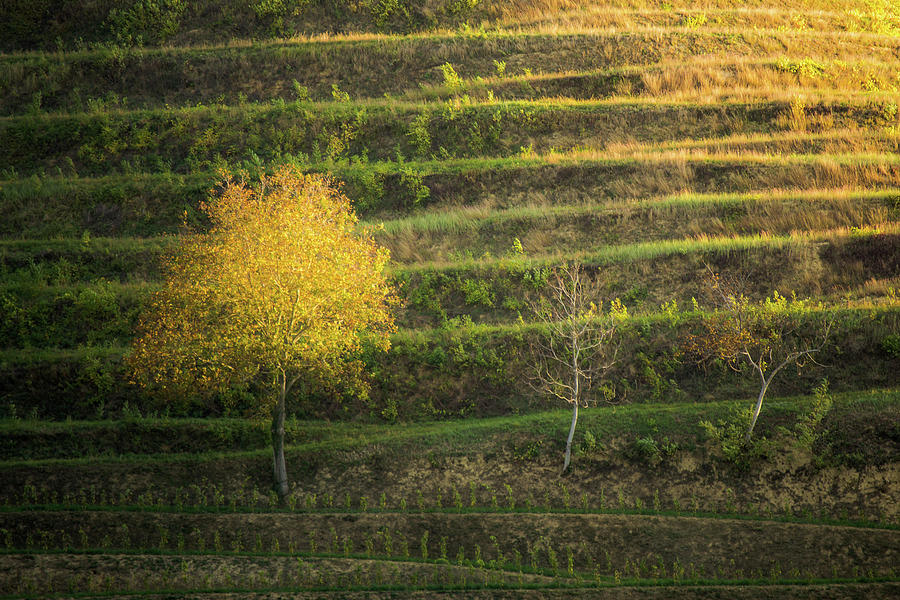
[{"x1": 128, "y1": 167, "x2": 397, "y2": 409}]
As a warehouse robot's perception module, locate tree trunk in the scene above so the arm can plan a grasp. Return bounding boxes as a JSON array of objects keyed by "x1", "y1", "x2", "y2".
[
  {"x1": 562, "y1": 402, "x2": 578, "y2": 474},
  {"x1": 744, "y1": 377, "x2": 771, "y2": 443},
  {"x1": 563, "y1": 331, "x2": 580, "y2": 474},
  {"x1": 271, "y1": 377, "x2": 289, "y2": 499}
]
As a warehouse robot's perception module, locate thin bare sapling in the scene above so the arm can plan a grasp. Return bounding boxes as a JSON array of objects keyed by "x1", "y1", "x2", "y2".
[{"x1": 529, "y1": 263, "x2": 618, "y2": 473}]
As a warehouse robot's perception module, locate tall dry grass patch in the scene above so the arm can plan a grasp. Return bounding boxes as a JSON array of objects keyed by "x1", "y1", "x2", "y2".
[
  {"x1": 373, "y1": 187, "x2": 895, "y2": 264},
  {"x1": 491, "y1": 0, "x2": 900, "y2": 37}
]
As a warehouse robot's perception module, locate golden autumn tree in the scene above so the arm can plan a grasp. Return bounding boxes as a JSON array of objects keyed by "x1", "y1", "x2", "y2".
[{"x1": 128, "y1": 167, "x2": 396, "y2": 497}]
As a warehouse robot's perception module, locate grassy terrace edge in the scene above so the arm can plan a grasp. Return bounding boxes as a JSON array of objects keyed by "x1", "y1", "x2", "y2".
[
  {"x1": 0, "y1": 384, "x2": 897, "y2": 462},
  {"x1": 2, "y1": 153, "x2": 899, "y2": 239}
]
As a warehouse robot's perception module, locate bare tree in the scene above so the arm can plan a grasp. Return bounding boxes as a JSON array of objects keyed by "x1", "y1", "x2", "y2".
[
  {"x1": 529, "y1": 263, "x2": 618, "y2": 473},
  {"x1": 685, "y1": 266, "x2": 832, "y2": 442}
]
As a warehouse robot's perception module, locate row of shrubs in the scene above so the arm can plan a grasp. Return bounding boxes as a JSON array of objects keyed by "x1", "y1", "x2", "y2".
[{"x1": 2, "y1": 306, "x2": 897, "y2": 422}]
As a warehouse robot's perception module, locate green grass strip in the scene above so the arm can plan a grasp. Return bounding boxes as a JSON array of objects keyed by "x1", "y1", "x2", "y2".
[
  {"x1": 3, "y1": 150, "x2": 896, "y2": 189},
  {"x1": 1, "y1": 387, "x2": 896, "y2": 469}
]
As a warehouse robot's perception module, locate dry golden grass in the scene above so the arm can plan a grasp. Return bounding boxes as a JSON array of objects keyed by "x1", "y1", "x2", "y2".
[
  {"x1": 599, "y1": 130, "x2": 900, "y2": 159},
  {"x1": 400, "y1": 54, "x2": 898, "y2": 105},
  {"x1": 492, "y1": 0, "x2": 900, "y2": 36},
  {"x1": 394, "y1": 221, "x2": 900, "y2": 276},
  {"x1": 373, "y1": 188, "x2": 896, "y2": 264},
  {"x1": 545, "y1": 133, "x2": 900, "y2": 162}
]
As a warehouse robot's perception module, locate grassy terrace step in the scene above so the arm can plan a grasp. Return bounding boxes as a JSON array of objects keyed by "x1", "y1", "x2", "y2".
[
  {"x1": 1, "y1": 512, "x2": 898, "y2": 585},
  {"x1": 3, "y1": 155, "x2": 900, "y2": 237},
  {"x1": 600, "y1": 130, "x2": 900, "y2": 158},
  {"x1": 375, "y1": 188, "x2": 897, "y2": 263},
  {"x1": 2, "y1": 230, "x2": 899, "y2": 347},
  {"x1": 2, "y1": 188, "x2": 896, "y2": 273},
  {"x1": 0, "y1": 390, "x2": 896, "y2": 462},
  {"x1": 1, "y1": 306, "x2": 897, "y2": 420},
  {"x1": 2, "y1": 0, "x2": 896, "y2": 52},
  {"x1": 403, "y1": 64, "x2": 900, "y2": 107},
  {"x1": 0, "y1": 236, "x2": 172, "y2": 282},
  {"x1": 6, "y1": 98, "x2": 895, "y2": 177},
  {"x1": 0, "y1": 0, "x2": 491, "y2": 52},
  {"x1": 1, "y1": 391, "x2": 896, "y2": 525},
  {"x1": 500, "y1": 4, "x2": 900, "y2": 37},
  {"x1": 2, "y1": 36, "x2": 897, "y2": 115}
]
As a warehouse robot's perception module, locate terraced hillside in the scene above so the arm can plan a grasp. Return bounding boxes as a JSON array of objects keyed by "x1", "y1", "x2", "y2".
[{"x1": 1, "y1": 0, "x2": 899, "y2": 597}]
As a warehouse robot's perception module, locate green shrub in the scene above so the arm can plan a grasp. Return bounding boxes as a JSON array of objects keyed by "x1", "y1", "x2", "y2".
[
  {"x1": 786, "y1": 379, "x2": 833, "y2": 450},
  {"x1": 106, "y1": 0, "x2": 187, "y2": 46},
  {"x1": 355, "y1": 170, "x2": 386, "y2": 212},
  {"x1": 581, "y1": 429, "x2": 604, "y2": 453},
  {"x1": 881, "y1": 334, "x2": 900, "y2": 358},
  {"x1": 251, "y1": 0, "x2": 289, "y2": 18},
  {"x1": 407, "y1": 113, "x2": 432, "y2": 158},
  {"x1": 458, "y1": 278, "x2": 494, "y2": 307},
  {"x1": 680, "y1": 12, "x2": 707, "y2": 28},
  {"x1": 445, "y1": 0, "x2": 479, "y2": 16},
  {"x1": 775, "y1": 58, "x2": 828, "y2": 78},
  {"x1": 370, "y1": 0, "x2": 409, "y2": 29},
  {"x1": 251, "y1": 0, "x2": 310, "y2": 36},
  {"x1": 440, "y1": 63, "x2": 463, "y2": 91},
  {"x1": 631, "y1": 435, "x2": 677, "y2": 466},
  {"x1": 699, "y1": 408, "x2": 773, "y2": 468},
  {"x1": 397, "y1": 167, "x2": 430, "y2": 206},
  {"x1": 76, "y1": 353, "x2": 117, "y2": 418},
  {"x1": 292, "y1": 80, "x2": 309, "y2": 101},
  {"x1": 330, "y1": 84, "x2": 351, "y2": 103},
  {"x1": 0, "y1": 293, "x2": 30, "y2": 347}
]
